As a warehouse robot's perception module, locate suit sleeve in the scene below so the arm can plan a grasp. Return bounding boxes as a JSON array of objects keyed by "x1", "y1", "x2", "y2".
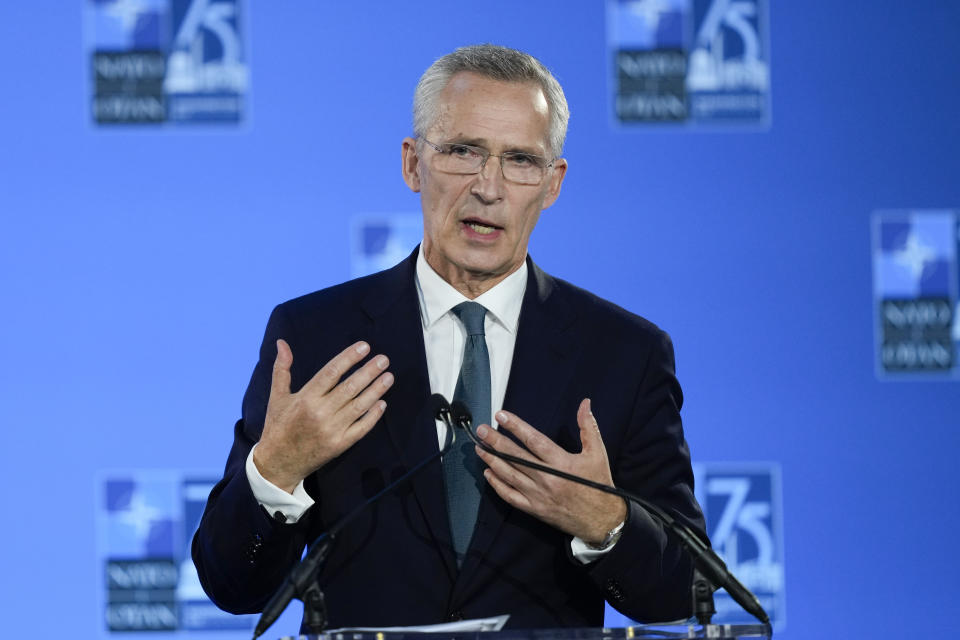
[
  {"x1": 582, "y1": 329, "x2": 707, "y2": 623},
  {"x1": 191, "y1": 304, "x2": 314, "y2": 614}
]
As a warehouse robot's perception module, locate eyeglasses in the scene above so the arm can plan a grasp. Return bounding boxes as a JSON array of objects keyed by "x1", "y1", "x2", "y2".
[{"x1": 420, "y1": 138, "x2": 556, "y2": 186}]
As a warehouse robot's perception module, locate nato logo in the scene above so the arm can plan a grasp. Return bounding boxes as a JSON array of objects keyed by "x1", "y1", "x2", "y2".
[
  {"x1": 86, "y1": 0, "x2": 248, "y2": 125},
  {"x1": 98, "y1": 473, "x2": 254, "y2": 633},
  {"x1": 608, "y1": 0, "x2": 688, "y2": 122},
  {"x1": 607, "y1": 0, "x2": 770, "y2": 127},
  {"x1": 350, "y1": 214, "x2": 424, "y2": 278},
  {"x1": 872, "y1": 210, "x2": 960, "y2": 377},
  {"x1": 696, "y1": 463, "x2": 785, "y2": 629}
]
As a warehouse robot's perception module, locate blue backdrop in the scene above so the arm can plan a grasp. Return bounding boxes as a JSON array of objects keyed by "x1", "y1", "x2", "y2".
[{"x1": 1, "y1": 2, "x2": 958, "y2": 638}]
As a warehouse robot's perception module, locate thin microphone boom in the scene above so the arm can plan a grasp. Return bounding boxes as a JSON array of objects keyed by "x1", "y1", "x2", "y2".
[{"x1": 448, "y1": 401, "x2": 770, "y2": 629}]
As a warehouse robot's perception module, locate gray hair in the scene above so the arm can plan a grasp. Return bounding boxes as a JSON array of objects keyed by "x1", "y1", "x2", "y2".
[{"x1": 412, "y1": 44, "x2": 570, "y2": 158}]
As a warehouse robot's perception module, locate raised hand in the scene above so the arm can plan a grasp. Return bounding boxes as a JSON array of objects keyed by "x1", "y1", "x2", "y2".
[
  {"x1": 476, "y1": 399, "x2": 627, "y2": 544},
  {"x1": 253, "y1": 339, "x2": 394, "y2": 493}
]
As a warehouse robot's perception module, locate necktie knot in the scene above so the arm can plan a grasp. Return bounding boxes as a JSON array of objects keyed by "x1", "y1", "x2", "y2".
[{"x1": 452, "y1": 301, "x2": 486, "y2": 336}]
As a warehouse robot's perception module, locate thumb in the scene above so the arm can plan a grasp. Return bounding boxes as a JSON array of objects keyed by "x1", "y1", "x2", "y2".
[
  {"x1": 271, "y1": 338, "x2": 293, "y2": 398},
  {"x1": 577, "y1": 398, "x2": 603, "y2": 455}
]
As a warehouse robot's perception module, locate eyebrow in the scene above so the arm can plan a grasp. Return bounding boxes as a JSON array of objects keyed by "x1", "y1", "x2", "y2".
[{"x1": 445, "y1": 135, "x2": 545, "y2": 156}]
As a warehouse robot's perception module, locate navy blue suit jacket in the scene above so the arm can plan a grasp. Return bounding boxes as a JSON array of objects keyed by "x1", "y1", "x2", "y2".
[{"x1": 192, "y1": 250, "x2": 706, "y2": 629}]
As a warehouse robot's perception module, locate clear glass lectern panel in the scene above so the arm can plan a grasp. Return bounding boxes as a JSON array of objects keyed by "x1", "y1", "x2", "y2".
[{"x1": 287, "y1": 625, "x2": 772, "y2": 640}]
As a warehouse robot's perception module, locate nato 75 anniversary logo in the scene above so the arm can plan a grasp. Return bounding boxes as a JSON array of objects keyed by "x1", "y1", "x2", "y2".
[{"x1": 695, "y1": 463, "x2": 785, "y2": 629}]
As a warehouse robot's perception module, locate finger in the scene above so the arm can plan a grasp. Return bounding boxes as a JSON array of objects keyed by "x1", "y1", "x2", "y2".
[
  {"x1": 483, "y1": 467, "x2": 534, "y2": 512},
  {"x1": 341, "y1": 370, "x2": 394, "y2": 421},
  {"x1": 475, "y1": 422, "x2": 539, "y2": 464},
  {"x1": 342, "y1": 399, "x2": 388, "y2": 445},
  {"x1": 270, "y1": 339, "x2": 293, "y2": 399},
  {"x1": 576, "y1": 398, "x2": 603, "y2": 455},
  {"x1": 493, "y1": 410, "x2": 564, "y2": 463},
  {"x1": 476, "y1": 443, "x2": 539, "y2": 487},
  {"x1": 305, "y1": 341, "x2": 372, "y2": 395},
  {"x1": 331, "y1": 353, "x2": 391, "y2": 407}
]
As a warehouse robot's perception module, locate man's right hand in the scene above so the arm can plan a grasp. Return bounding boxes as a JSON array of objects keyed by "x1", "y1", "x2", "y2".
[{"x1": 252, "y1": 338, "x2": 393, "y2": 493}]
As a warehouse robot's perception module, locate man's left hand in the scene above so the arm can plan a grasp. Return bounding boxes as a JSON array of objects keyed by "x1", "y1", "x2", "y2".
[{"x1": 475, "y1": 398, "x2": 627, "y2": 545}]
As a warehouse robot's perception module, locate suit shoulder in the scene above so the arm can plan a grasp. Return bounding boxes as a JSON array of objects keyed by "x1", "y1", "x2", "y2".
[
  {"x1": 549, "y1": 275, "x2": 672, "y2": 350},
  {"x1": 272, "y1": 259, "x2": 412, "y2": 324},
  {"x1": 278, "y1": 272, "x2": 377, "y2": 312}
]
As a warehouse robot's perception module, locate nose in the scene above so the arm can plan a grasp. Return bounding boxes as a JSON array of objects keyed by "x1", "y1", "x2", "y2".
[{"x1": 471, "y1": 156, "x2": 504, "y2": 202}]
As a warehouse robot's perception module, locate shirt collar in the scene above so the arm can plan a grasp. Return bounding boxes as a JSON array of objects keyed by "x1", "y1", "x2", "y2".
[{"x1": 415, "y1": 246, "x2": 527, "y2": 334}]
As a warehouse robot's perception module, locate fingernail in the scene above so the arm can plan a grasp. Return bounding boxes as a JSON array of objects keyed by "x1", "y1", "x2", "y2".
[
  {"x1": 495, "y1": 411, "x2": 507, "y2": 424},
  {"x1": 477, "y1": 424, "x2": 488, "y2": 438},
  {"x1": 377, "y1": 400, "x2": 387, "y2": 411},
  {"x1": 376, "y1": 355, "x2": 388, "y2": 369},
  {"x1": 381, "y1": 372, "x2": 394, "y2": 387},
  {"x1": 356, "y1": 342, "x2": 370, "y2": 355}
]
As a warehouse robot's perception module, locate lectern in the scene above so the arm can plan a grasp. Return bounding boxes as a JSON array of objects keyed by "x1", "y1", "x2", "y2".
[{"x1": 281, "y1": 625, "x2": 772, "y2": 640}]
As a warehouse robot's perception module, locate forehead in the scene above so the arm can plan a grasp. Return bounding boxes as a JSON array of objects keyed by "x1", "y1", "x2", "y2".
[{"x1": 431, "y1": 72, "x2": 551, "y2": 152}]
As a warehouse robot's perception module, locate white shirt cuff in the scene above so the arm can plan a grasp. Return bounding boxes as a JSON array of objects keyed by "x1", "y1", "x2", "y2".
[
  {"x1": 245, "y1": 444, "x2": 315, "y2": 523},
  {"x1": 570, "y1": 535, "x2": 619, "y2": 565}
]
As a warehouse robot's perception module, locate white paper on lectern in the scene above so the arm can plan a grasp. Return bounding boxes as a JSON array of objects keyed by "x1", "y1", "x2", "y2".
[{"x1": 326, "y1": 614, "x2": 510, "y2": 634}]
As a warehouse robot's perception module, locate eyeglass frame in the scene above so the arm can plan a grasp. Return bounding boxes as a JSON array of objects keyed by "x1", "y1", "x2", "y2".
[{"x1": 418, "y1": 137, "x2": 558, "y2": 185}]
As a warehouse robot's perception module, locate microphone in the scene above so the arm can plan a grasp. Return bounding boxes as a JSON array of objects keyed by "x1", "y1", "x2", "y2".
[
  {"x1": 449, "y1": 401, "x2": 770, "y2": 628},
  {"x1": 253, "y1": 394, "x2": 456, "y2": 639},
  {"x1": 434, "y1": 395, "x2": 456, "y2": 440},
  {"x1": 450, "y1": 400, "x2": 471, "y2": 433}
]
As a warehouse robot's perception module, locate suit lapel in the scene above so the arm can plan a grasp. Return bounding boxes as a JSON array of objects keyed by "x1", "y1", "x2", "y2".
[
  {"x1": 361, "y1": 250, "x2": 458, "y2": 580},
  {"x1": 454, "y1": 259, "x2": 582, "y2": 591}
]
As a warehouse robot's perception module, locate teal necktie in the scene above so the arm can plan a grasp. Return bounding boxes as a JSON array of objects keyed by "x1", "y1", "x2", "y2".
[{"x1": 443, "y1": 301, "x2": 490, "y2": 567}]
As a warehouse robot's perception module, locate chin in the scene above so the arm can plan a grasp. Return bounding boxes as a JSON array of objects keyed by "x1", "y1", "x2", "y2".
[{"x1": 458, "y1": 250, "x2": 512, "y2": 273}]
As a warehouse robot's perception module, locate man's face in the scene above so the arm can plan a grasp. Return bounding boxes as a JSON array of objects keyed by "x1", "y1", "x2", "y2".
[{"x1": 401, "y1": 72, "x2": 567, "y2": 296}]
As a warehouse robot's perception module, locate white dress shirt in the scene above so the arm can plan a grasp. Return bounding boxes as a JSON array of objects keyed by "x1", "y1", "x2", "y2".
[
  {"x1": 245, "y1": 248, "x2": 613, "y2": 562},
  {"x1": 415, "y1": 247, "x2": 525, "y2": 448}
]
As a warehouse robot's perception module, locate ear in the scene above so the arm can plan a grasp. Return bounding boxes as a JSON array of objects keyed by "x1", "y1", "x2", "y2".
[
  {"x1": 401, "y1": 137, "x2": 421, "y2": 193},
  {"x1": 540, "y1": 157, "x2": 567, "y2": 210}
]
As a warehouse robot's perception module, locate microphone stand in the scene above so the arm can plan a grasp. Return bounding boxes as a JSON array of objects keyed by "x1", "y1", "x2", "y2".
[
  {"x1": 691, "y1": 568, "x2": 717, "y2": 627},
  {"x1": 449, "y1": 402, "x2": 772, "y2": 635},
  {"x1": 252, "y1": 395, "x2": 458, "y2": 640}
]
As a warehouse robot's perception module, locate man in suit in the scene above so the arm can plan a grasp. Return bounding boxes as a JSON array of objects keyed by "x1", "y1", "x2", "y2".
[{"x1": 193, "y1": 44, "x2": 706, "y2": 629}]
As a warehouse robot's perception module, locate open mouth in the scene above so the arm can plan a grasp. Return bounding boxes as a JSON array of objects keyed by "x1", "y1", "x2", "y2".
[{"x1": 463, "y1": 219, "x2": 502, "y2": 235}]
